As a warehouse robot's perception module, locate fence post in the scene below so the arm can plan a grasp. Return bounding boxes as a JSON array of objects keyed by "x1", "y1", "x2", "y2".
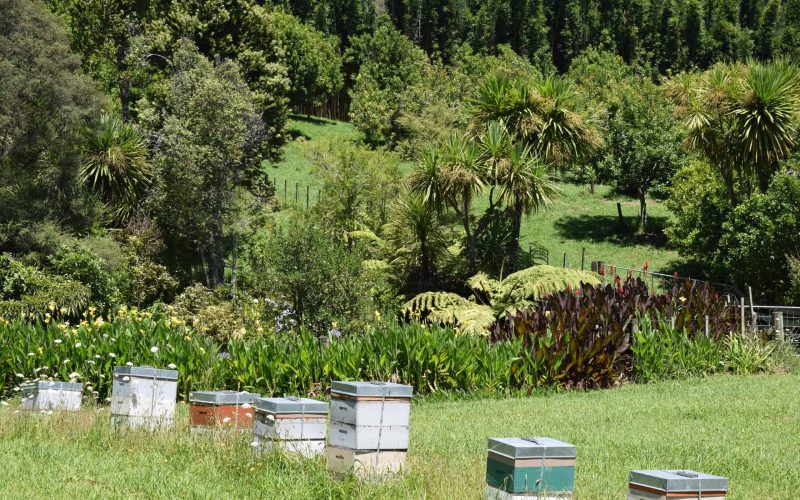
[
  {"x1": 295, "y1": 183, "x2": 299, "y2": 204},
  {"x1": 284, "y1": 179, "x2": 287, "y2": 199},
  {"x1": 545, "y1": 249, "x2": 549, "y2": 265},
  {"x1": 704, "y1": 315, "x2": 709, "y2": 337},
  {"x1": 747, "y1": 286, "x2": 756, "y2": 329},
  {"x1": 617, "y1": 202, "x2": 623, "y2": 221},
  {"x1": 318, "y1": 189, "x2": 321, "y2": 205},
  {"x1": 740, "y1": 297, "x2": 746, "y2": 335},
  {"x1": 670, "y1": 315, "x2": 675, "y2": 330},
  {"x1": 581, "y1": 248, "x2": 586, "y2": 271},
  {"x1": 306, "y1": 185, "x2": 310, "y2": 209},
  {"x1": 563, "y1": 253, "x2": 567, "y2": 268},
  {"x1": 772, "y1": 311, "x2": 785, "y2": 342}
]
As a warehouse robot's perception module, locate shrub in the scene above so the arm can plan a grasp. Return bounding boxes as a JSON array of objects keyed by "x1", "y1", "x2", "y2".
[
  {"x1": 49, "y1": 245, "x2": 120, "y2": 309},
  {"x1": 248, "y1": 214, "x2": 376, "y2": 336}
]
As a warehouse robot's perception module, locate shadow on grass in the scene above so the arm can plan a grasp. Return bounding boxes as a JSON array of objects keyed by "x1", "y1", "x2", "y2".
[
  {"x1": 553, "y1": 215, "x2": 670, "y2": 247},
  {"x1": 289, "y1": 113, "x2": 339, "y2": 126}
]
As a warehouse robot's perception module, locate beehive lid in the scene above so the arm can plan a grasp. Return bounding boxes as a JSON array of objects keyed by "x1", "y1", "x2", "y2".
[
  {"x1": 113, "y1": 365, "x2": 178, "y2": 381},
  {"x1": 629, "y1": 470, "x2": 728, "y2": 493},
  {"x1": 488, "y1": 437, "x2": 577, "y2": 459},
  {"x1": 255, "y1": 396, "x2": 329, "y2": 414},
  {"x1": 331, "y1": 381, "x2": 413, "y2": 398},
  {"x1": 189, "y1": 390, "x2": 261, "y2": 405},
  {"x1": 22, "y1": 381, "x2": 83, "y2": 393}
]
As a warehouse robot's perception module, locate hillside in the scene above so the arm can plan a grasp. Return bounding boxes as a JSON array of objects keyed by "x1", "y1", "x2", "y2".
[{"x1": 268, "y1": 116, "x2": 685, "y2": 274}]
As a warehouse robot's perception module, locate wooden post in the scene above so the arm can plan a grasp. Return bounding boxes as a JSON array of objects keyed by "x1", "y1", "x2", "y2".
[
  {"x1": 772, "y1": 311, "x2": 785, "y2": 342},
  {"x1": 704, "y1": 315, "x2": 709, "y2": 337},
  {"x1": 284, "y1": 179, "x2": 287, "y2": 199},
  {"x1": 670, "y1": 315, "x2": 675, "y2": 330},
  {"x1": 748, "y1": 286, "x2": 756, "y2": 330},
  {"x1": 295, "y1": 183, "x2": 298, "y2": 203},
  {"x1": 581, "y1": 248, "x2": 586, "y2": 271},
  {"x1": 740, "y1": 297, "x2": 746, "y2": 335},
  {"x1": 318, "y1": 189, "x2": 321, "y2": 204},
  {"x1": 617, "y1": 202, "x2": 623, "y2": 221},
  {"x1": 563, "y1": 253, "x2": 567, "y2": 268},
  {"x1": 545, "y1": 249, "x2": 549, "y2": 265},
  {"x1": 306, "y1": 185, "x2": 310, "y2": 209}
]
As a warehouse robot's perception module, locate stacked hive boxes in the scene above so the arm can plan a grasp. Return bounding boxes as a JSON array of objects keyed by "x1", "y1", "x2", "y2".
[
  {"x1": 628, "y1": 470, "x2": 728, "y2": 500},
  {"x1": 110, "y1": 366, "x2": 178, "y2": 430},
  {"x1": 325, "y1": 381, "x2": 413, "y2": 479},
  {"x1": 486, "y1": 437, "x2": 576, "y2": 499},
  {"x1": 253, "y1": 396, "x2": 328, "y2": 457},
  {"x1": 188, "y1": 390, "x2": 260, "y2": 432},
  {"x1": 21, "y1": 381, "x2": 82, "y2": 411}
]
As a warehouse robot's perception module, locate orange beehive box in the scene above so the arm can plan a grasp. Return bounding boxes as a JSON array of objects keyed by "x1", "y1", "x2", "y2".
[{"x1": 188, "y1": 390, "x2": 260, "y2": 430}]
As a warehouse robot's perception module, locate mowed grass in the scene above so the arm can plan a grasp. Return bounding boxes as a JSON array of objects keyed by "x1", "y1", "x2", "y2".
[
  {"x1": 0, "y1": 374, "x2": 797, "y2": 499},
  {"x1": 269, "y1": 116, "x2": 686, "y2": 274}
]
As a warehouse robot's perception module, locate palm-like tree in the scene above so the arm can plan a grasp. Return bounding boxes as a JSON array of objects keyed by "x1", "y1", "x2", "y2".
[
  {"x1": 732, "y1": 59, "x2": 800, "y2": 192},
  {"x1": 81, "y1": 113, "x2": 151, "y2": 220},
  {"x1": 494, "y1": 142, "x2": 556, "y2": 267},
  {"x1": 439, "y1": 133, "x2": 485, "y2": 269},
  {"x1": 407, "y1": 147, "x2": 446, "y2": 210},
  {"x1": 386, "y1": 189, "x2": 449, "y2": 291},
  {"x1": 470, "y1": 75, "x2": 601, "y2": 169},
  {"x1": 669, "y1": 59, "x2": 800, "y2": 204}
]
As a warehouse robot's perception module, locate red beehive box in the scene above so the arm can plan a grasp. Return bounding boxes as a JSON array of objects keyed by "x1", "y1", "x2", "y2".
[{"x1": 189, "y1": 390, "x2": 260, "y2": 430}]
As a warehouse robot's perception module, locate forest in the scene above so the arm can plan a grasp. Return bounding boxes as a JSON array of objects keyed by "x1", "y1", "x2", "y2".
[{"x1": 2, "y1": 0, "x2": 800, "y2": 341}]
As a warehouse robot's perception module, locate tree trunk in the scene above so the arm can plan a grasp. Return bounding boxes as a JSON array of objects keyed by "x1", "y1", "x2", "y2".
[
  {"x1": 508, "y1": 200, "x2": 523, "y2": 270},
  {"x1": 115, "y1": 35, "x2": 131, "y2": 122},
  {"x1": 638, "y1": 189, "x2": 647, "y2": 231},
  {"x1": 462, "y1": 192, "x2": 475, "y2": 271}
]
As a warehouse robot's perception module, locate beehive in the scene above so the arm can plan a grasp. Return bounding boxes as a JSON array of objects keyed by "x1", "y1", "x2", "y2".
[
  {"x1": 253, "y1": 396, "x2": 328, "y2": 458},
  {"x1": 21, "y1": 381, "x2": 82, "y2": 411},
  {"x1": 628, "y1": 470, "x2": 728, "y2": 500},
  {"x1": 110, "y1": 366, "x2": 178, "y2": 430},
  {"x1": 486, "y1": 437, "x2": 576, "y2": 499},
  {"x1": 188, "y1": 390, "x2": 260, "y2": 431},
  {"x1": 326, "y1": 381, "x2": 413, "y2": 478}
]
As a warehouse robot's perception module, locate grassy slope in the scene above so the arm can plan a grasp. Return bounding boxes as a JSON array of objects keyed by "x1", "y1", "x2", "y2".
[
  {"x1": 0, "y1": 374, "x2": 797, "y2": 498},
  {"x1": 269, "y1": 116, "x2": 685, "y2": 273}
]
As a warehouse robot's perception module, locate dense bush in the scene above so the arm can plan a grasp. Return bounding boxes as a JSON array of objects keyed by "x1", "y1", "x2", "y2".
[{"x1": 48, "y1": 245, "x2": 121, "y2": 310}]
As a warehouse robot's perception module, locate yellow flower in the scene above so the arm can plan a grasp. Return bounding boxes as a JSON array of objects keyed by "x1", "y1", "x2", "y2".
[
  {"x1": 59, "y1": 307, "x2": 67, "y2": 315},
  {"x1": 48, "y1": 303, "x2": 56, "y2": 312},
  {"x1": 374, "y1": 310, "x2": 381, "y2": 322}
]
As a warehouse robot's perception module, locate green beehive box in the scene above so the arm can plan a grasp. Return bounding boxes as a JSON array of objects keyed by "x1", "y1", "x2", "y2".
[{"x1": 486, "y1": 437, "x2": 576, "y2": 495}]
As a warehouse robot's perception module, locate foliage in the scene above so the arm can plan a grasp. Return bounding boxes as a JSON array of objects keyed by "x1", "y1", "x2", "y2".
[
  {"x1": 149, "y1": 40, "x2": 270, "y2": 287},
  {"x1": 347, "y1": 17, "x2": 430, "y2": 146},
  {"x1": 0, "y1": 0, "x2": 104, "y2": 231},
  {"x1": 787, "y1": 256, "x2": 800, "y2": 305},
  {"x1": 48, "y1": 245, "x2": 120, "y2": 310},
  {"x1": 248, "y1": 214, "x2": 375, "y2": 336},
  {"x1": 0, "y1": 254, "x2": 91, "y2": 320},
  {"x1": 80, "y1": 113, "x2": 151, "y2": 221},
  {"x1": 169, "y1": 284, "x2": 266, "y2": 344},
  {"x1": 384, "y1": 190, "x2": 455, "y2": 293},
  {"x1": 668, "y1": 60, "x2": 800, "y2": 203},
  {"x1": 306, "y1": 141, "x2": 402, "y2": 233},
  {"x1": 400, "y1": 292, "x2": 495, "y2": 336},
  {"x1": 489, "y1": 265, "x2": 600, "y2": 314},
  {"x1": 599, "y1": 79, "x2": 684, "y2": 229},
  {"x1": 117, "y1": 219, "x2": 178, "y2": 307},
  {"x1": 713, "y1": 171, "x2": 800, "y2": 303}
]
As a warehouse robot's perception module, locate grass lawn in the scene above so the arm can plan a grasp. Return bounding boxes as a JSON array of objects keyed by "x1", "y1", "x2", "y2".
[
  {"x1": 269, "y1": 116, "x2": 688, "y2": 276},
  {"x1": 0, "y1": 374, "x2": 797, "y2": 498}
]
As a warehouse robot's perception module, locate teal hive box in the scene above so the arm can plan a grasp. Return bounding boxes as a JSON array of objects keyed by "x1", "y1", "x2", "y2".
[{"x1": 486, "y1": 437, "x2": 576, "y2": 495}]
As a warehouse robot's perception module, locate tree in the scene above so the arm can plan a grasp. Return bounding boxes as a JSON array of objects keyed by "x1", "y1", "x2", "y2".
[
  {"x1": 601, "y1": 80, "x2": 684, "y2": 229},
  {"x1": 150, "y1": 41, "x2": 269, "y2": 287},
  {"x1": 80, "y1": 113, "x2": 151, "y2": 221},
  {"x1": 0, "y1": 0, "x2": 103, "y2": 232},
  {"x1": 470, "y1": 75, "x2": 601, "y2": 171},
  {"x1": 348, "y1": 17, "x2": 429, "y2": 146},
  {"x1": 492, "y1": 141, "x2": 555, "y2": 268},
  {"x1": 669, "y1": 60, "x2": 800, "y2": 203},
  {"x1": 50, "y1": 0, "x2": 166, "y2": 121}
]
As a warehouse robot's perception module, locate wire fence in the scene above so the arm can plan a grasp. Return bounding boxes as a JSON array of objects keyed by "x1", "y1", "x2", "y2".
[
  {"x1": 267, "y1": 175, "x2": 323, "y2": 209},
  {"x1": 751, "y1": 306, "x2": 800, "y2": 348}
]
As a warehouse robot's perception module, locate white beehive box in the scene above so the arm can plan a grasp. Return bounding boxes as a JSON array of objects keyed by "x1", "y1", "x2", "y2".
[
  {"x1": 110, "y1": 366, "x2": 178, "y2": 431},
  {"x1": 325, "y1": 446, "x2": 407, "y2": 478},
  {"x1": 21, "y1": 381, "x2": 82, "y2": 411},
  {"x1": 328, "y1": 422, "x2": 409, "y2": 450},
  {"x1": 253, "y1": 396, "x2": 329, "y2": 458}
]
